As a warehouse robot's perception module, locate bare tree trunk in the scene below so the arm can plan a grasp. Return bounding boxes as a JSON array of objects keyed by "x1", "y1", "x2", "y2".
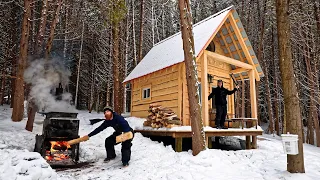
[
  {"x1": 313, "y1": 0, "x2": 320, "y2": 147},
  {"x1": 314, "y1": 1, "x2": 320, "y2": 36},
  {"x1": 110, "y1": 0, "x2": 126, "y2": 114},
  {"x1": 178, "y1": 0, "x2": 205, "y2": 156},
  {"x1": 89, "y1": 58, "x2": 95, "y2": 113},
  {"x1": 0, "y1": 55, "x2": 7, "y2": 105},
  {"x1": 9, "y1": 3, "x2": 18, "y2": 108},
  {"x1": 124, "y1": 8, "x2": 130, "y2": 113},
  {"x1": 132, "y1": 0, "x2": 137, "y2": 66},
  {"x1": 312, "y1": 65, "x2": 320, "y2": 147},
  {"x1": 112, "y1": 22, "x2": 122, "y2": 114},
  {"x1": 29, "y1": 3, "x2": 36, "y2": 55},
  {"x1": 264, "y1": 67, "x2": 274, "y2": 134},
  {"x1": 26, "y1": 0, "x2": 48, "y2": 132},
  {"x1": 26, "y1": 0, "x2": 63, "y2": 131},
  {"x1": 45, "y1": 0, "x2": 63, "y2": 58},
  {"x1": 35, "y1": 0, "x2": 48, "y2": 55},
  {"x1": 151, "y1": 0, "x2": 155, "y2": 46},
  {"x1": 276, "y1": 0, "x2": 305, "y2": 173},
  {"x1": 106, "y1": 80, "x2": 110, "y2": 106},
  {"x1": 272, "y1": 26, "x2": 280, "y2": 135},
  {"x1": 305, "y1": 45, "x2": 315, "y2": 145},
  {"x1": 63, "y1": 0, "x2": 69, "y2": 59},
  {"x1": 75, "y1": 21, "x2": 85, "y2": 108},
  {"x1": 12, "y1": 0, "x2": 31, "y2": 122},
  {"x1": 257, "y1": 0, "x2": 270, "y2": 128},
  {"x1": 138, "y1": 0, "x2": 144, "y2": 63},
  {"x1": 25, "y1": 100, "x2": 36, "y2": 131}
]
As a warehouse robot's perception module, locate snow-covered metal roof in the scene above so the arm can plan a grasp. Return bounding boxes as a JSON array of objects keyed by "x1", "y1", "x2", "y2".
[{"x1": 124, "y1": 6, "x2": 263, "y2": 83}]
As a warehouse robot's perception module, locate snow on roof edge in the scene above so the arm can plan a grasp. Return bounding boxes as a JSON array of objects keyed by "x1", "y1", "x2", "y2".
[
  {"x1": 123, "y1": 6, "x2": 234, "y2": 83},
  {"x1": 123, "y1": 62, "x2": 184, "y2": 83},
  {"x1": 153, "y1": 6, "x2": 234, "y2": 47}
]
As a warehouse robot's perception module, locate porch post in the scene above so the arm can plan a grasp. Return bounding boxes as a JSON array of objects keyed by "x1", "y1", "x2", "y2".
[
  {"x1": 249, "y1": 69, "x2": 258, "y2": 149},
  {"x1": 201, "y1": 52, "x2": 209, "y2": 126},
  {"x1": 249, "y1": 69, "x2": 257, "y2": 119}
]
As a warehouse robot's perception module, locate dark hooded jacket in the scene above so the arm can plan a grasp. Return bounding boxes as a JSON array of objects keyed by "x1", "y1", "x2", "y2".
[
  {"x1": 208, "y1": 81, "x2": 237, "y2": 106},
  {"x1": 88, "y1": 112, "x2": 131, "y2": 137}
]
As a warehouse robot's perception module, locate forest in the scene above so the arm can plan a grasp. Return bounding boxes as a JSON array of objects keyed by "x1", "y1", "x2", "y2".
[{"x1": 0, "y1": 0, "x2": 319, "y2": 147}]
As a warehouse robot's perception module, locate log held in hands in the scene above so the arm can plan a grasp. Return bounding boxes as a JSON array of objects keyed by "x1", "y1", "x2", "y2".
[
  {"x1": 115, "y1": 131, "x2": 134, "y2": 143},
  {"x1": 67, "y1": 132, "x2": 133, "y2": 146},
  {"x1": 67, "y1": 135, "x2": 89, "y2": 146}
]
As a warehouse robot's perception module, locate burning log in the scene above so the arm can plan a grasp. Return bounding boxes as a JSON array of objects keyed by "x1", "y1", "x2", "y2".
[
  {"x1": 45, "y1": 141, "x2": 72, "y2": 162},
  {"x1": 144, "y1": 104, "x2": 181, "y2": 128}
]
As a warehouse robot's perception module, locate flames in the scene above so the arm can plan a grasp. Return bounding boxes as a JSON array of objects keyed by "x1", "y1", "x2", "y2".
[{"x1": 45, "y1": 141, "x2": 71, "y2": 161}]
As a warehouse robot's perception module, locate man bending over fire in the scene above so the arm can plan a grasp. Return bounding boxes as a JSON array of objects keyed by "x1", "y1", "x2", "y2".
[{"x1": 68, "y1": 106, "x2": 134, "y2": 167}]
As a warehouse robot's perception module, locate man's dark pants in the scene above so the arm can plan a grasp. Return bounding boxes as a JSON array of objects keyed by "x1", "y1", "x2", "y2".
[
  {"x1": 215, "y1": 105, "x2": 227, "y2": 127},
  {"x1": 105, "y1": 129, "x2": 134, "y2": 164}
]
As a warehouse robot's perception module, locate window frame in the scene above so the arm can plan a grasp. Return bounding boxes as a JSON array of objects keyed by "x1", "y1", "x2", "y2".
[{"x1": 142, "y1": 87, "x2": 151, "y2": 100}]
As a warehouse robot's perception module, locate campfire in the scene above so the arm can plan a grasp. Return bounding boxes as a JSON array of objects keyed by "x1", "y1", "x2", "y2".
[{"x1": 45, "y1": 141, "x2": 71, "y2": 161}]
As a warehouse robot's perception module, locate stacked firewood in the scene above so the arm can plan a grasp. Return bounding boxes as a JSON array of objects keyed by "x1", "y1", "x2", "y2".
[{"x1": 143, "y1": 104, "x2": 181, "y2": 128}]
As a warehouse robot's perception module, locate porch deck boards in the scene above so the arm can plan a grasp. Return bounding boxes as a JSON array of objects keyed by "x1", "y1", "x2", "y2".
[
  {"x1": 134, "y1": 126, "x2": 263, "y2": 151},
  {"x1": 134, "y1": 126, "x2": 263, "y2": 138}
]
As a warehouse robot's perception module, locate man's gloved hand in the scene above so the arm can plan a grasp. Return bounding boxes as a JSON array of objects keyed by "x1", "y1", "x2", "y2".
[
  {"x1": 68, "y1": 135, "x2": 89, "y2": 145},
  {"x1": 116, "y1": 131, "x2": 133, "y2": 143}
]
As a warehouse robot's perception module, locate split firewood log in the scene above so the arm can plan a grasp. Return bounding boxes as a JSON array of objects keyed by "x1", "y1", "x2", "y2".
[
  {"x1": 159, "y1": 110, "x2": 174, "y2": 115},
  {"x1": 162, "y1": 115, "x2": 178, "y2": 120},
  {"x1": 151, "y1": 107, "x2": 161, "y2": 113},
  {"x1": 166, "y1": 124, "x2": 181, "y2": 128},
  {"x1": 167, "y1": 119, "x2": 182, "y2": 125},
  {"x1": 163, "y1": 113, "x2": 175, "y2": 116},
  {"x1": 151, "y1": 123, "x2": 156, "y2": 128},
  {"x1": 149, "y1": 103, "x2": 161, "y2": 108},
  {"x1": 143, "y1": 121, "x2": 151, "y2": 126},
  {"x1": 156, "y1": 114, "x2": 163, "y2": 118}
]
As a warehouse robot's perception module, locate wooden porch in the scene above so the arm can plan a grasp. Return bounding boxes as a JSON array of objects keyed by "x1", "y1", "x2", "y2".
[
  {"x1": 135, "y1": 126, "x2": 263, "y2": 152},
  {"x1": 201, "y1": 50, "x2": 258, "y2": 127}
]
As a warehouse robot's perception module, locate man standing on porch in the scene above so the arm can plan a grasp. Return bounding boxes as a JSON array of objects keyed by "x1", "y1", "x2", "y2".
[{"x1": 208, "y1": 80, "x2": 238, "y2": 129}]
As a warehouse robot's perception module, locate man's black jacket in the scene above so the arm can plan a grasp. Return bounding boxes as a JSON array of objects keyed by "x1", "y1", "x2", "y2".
[{"x1": 208, "y1": 86, "x2": 237, "y2": 106}]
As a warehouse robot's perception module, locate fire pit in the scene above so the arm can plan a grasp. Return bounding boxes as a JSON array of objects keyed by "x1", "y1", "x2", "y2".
[{"x1": 34, "y1": 112, "x2": 80, "y2": 168}]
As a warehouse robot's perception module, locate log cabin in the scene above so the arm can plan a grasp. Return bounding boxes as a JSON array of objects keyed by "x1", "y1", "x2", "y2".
[{"x1": 123, "y1": 6, "x2": 264, "y2": 150}]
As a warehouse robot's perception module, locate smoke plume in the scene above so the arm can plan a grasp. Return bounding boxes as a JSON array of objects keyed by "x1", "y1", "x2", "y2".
[{"x1": 24, "y1": 58, "x2": 76, "y2": 112}]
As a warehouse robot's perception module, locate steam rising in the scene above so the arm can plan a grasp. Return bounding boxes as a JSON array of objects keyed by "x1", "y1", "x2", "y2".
[{"x1": 24, "y1": 58, "x2": 76, "y2": 112}]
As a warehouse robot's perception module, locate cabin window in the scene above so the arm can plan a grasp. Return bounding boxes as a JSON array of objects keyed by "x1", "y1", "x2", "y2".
[
  {"x1": 206, "y1": 41, "x2": 215, "y2": 52},
  {"x1": 142, "y1": 87, "x2": 151, "y2": 99}
]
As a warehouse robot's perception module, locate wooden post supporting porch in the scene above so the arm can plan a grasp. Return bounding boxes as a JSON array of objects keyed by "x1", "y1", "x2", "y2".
[
  {"x1": 246, "y1": 136, "x2": 251, "y2": 149},
  {"x1": 249, "y1": 69, "x2": 258, "y2": 149},
  {"x1": 201, "y1": 52, "x2": 209, "y2": 126},
  {"x1": 175, "y1": 137, "x2": 183, "y2": 152}
]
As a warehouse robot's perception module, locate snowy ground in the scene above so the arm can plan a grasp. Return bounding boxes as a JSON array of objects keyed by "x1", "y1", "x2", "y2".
[{"x1": 0, "y1": 105, "x2": 320, "y2": 180}]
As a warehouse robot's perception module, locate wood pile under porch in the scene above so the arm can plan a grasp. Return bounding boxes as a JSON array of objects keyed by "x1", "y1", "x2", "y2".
[{"x1": 134, "y1": 126, "x2": 263, "y2": 152}]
